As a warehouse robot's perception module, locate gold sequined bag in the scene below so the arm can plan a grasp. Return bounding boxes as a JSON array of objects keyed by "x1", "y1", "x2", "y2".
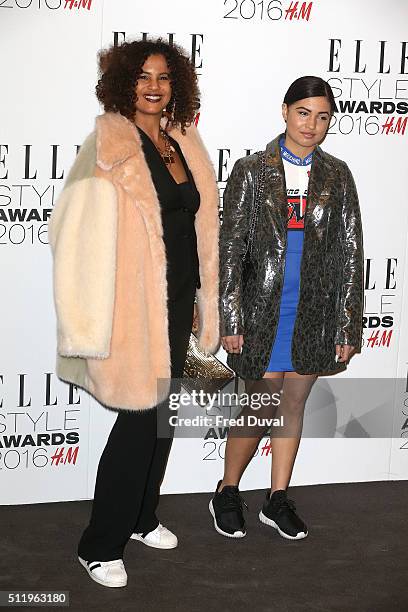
[{"x1": 183, "y1": 332, "x2": 235, "y2": 397}]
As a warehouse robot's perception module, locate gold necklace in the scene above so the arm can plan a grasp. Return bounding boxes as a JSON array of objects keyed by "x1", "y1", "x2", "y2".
[{"x1": 157, "y1": 128, "x2": 176, "y2": 165}]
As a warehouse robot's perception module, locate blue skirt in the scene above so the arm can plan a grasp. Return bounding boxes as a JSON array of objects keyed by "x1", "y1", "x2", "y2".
[{"x1": 267, "y1": 231, "x2": 304, "y2": 372}]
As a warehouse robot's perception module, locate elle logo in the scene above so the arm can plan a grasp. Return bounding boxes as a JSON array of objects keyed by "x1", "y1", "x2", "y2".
[{"x1": 64, "y1": 0, "x2": 92, "y2": 10}]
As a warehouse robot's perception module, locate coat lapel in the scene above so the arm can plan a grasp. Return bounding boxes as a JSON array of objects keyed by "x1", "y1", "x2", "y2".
[
  {"x1": 306, "y1": 146, "x2": 336, "y2": 228},
  {"x1": 96, "y1": 113, "x2": 165, "y2": 240},
  {"x1": 168, "y1": 122, "x2": 220, "y2": 353},
  {"x1": 95, "y1": 113, "x2": 140, "y2": 170},
  {"x1": 264, "y1": 135, "x2": 288, "y2": 232}
]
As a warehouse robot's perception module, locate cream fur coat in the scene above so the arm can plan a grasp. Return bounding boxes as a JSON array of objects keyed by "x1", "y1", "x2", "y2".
[{"x1": 49, "y1": 112, "x2": 220, "y2": 411}]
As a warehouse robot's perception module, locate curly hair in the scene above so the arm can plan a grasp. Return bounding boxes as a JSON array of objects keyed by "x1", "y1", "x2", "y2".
[{"x1": 96, "y1": 38, "x2": 200, "y2": 133}]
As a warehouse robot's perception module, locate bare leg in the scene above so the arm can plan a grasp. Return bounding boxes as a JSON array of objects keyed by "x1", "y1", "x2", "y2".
[
  {"x1": 268, "y1": 371, "x2": 317, "y2": 493},
  {"x1": 219, "y1": 375, "x2": 283, "y2": 489}
]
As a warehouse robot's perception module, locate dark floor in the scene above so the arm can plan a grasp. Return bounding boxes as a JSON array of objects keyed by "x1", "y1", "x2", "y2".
[{"x1": 1, "y1": 481, "x2": 407, "y2": 612}]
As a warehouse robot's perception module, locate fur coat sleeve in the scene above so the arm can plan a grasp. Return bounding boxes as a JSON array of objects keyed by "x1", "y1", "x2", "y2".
[{"x1": 48, "y1": 131, "x2": 118, "y2": 359}]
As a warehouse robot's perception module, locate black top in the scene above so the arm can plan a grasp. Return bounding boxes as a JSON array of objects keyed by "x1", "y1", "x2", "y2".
[{"x1": 137, "y1": 127, "x2": 201, "y2": 301}]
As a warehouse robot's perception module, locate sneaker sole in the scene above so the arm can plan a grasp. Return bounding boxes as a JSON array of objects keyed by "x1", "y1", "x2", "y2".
[
  {"x1": 130, "y1": 533, "x2": 178, "y2": 549},
  {"x1": 78, "y1": 556, "x2": 127, "y2": 588},
  {"x1": 208, "y1": 499, "x2": 246, "y2": 538},
  {"x1": 258, "y1": 511, "x2": 308, "y2": 540}
]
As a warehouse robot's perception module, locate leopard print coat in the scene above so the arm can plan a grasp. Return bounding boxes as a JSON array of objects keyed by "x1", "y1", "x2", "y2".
[{"x1": 220, "y1": 134, "x2": 364, "y2": 378}]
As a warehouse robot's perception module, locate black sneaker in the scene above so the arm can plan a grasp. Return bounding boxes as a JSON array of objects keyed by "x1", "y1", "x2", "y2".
[
  {"x1": 209, "y1": 480, "x2": 247, "y2": 538},
  {"x1": 259, "y1": 489, "x2": 308, "y2": 540}
]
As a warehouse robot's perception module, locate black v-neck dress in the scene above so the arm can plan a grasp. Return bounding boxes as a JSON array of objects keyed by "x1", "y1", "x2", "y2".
[{"x1": 138, "y1": 127, "x2": 201, "y2": 302}]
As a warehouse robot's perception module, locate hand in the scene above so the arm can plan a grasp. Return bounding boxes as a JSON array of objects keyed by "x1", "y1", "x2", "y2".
[
  {"x1": 336, "y1": 344, "x2": 355, "y2": 363},
  {"x1": 221, "y1": 335, "x2": 244, "y2": 354}
]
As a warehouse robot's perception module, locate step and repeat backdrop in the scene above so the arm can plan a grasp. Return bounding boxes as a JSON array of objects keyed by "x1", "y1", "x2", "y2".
[{"x1": 1, "y1": 0, "x2": 408, "y2": 504}]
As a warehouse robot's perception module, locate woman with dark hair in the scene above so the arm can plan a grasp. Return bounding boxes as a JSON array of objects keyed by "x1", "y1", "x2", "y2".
[
  {"x1": 49, "y1": 39, "x2": 219, "y2": 587},
  {"x1": 210, "y1": 76, "x2": 363, "y2": 541}
]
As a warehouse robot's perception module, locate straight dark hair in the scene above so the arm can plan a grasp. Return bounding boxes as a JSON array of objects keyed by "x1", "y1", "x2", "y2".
[{"x1": 283, "y1": 76, "x2": 335, "y2": 113}]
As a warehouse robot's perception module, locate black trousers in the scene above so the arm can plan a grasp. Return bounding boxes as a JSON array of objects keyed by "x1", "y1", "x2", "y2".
[{"x1": 78, "y1": 285, "x2": 195, "y2": 561}]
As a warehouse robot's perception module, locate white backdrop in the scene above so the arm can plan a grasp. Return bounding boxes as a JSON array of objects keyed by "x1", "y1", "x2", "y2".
[{"x1": 1, "y1": 0, "x2": 408, "y2": 504}]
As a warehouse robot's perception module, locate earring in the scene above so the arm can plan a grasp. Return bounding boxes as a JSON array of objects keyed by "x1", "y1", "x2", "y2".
[{"x1": 162, "y1": 106, "x2": 175, "y2": 128}]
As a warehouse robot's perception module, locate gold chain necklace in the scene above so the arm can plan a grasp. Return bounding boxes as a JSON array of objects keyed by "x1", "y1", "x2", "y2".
[{"x1": 157, "y1": 128, "x2": 176, "y2": 165}]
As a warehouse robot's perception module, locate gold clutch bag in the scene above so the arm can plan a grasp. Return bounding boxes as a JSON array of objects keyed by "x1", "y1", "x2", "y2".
[{"x1": 183, "y1": 332, "x2": 235, "y2": 396}]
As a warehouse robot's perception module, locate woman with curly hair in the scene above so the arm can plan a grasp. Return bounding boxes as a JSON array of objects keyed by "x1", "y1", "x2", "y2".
[{"x1": 49, "y1": 39, "x2": 219, "y2": 587}]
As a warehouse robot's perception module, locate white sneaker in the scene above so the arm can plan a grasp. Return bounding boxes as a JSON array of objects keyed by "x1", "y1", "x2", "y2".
[
  {"x1": 130, "y1": 523, "x2": 178, "y2": 549},
  {"x1": 78, "y1": 556, "x2": 127, "y2": 588}
]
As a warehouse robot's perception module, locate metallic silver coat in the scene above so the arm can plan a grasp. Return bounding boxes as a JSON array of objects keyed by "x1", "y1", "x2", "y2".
[{"x1": 220, "y1": 134, "x2": 364, "y2": 377}]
